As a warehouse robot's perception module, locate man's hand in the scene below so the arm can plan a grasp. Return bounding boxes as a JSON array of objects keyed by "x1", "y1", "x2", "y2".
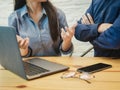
[
  {"x1": 81, "y1": 13, "x2": 112, "y2": 33},
  {"x1": 98, "y1": 23, "x2": 112, "y2": 33},
  {"x1": 81, "y1": 13, "x2": 94, "y2": 24}
]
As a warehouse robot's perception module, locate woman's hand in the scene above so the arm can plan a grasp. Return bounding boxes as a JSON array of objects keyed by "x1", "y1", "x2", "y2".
[
  {"x1": 61, "y1": 24, "x2": 77, "y2": 51},
  {"x1": 16, "y1": 35, "x2": 29, "y2": 56}
]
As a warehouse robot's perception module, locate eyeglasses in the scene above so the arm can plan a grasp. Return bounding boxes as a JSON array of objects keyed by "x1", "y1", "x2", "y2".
[{"x1": 61, "y1": 70, "x2": 95, "y2": 84}]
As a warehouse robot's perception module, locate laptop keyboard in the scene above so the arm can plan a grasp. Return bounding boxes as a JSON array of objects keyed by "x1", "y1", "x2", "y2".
[{"x1": 23, "y1": 62, "x2": 49, "y2": 76}]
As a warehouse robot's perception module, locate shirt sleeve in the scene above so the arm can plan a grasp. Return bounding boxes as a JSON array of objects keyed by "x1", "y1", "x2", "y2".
[
  {"x1": 8, "y1": 12, "x2": 33, "y2": 57},
  {"x1": 75, "y1": 0, "x2": 100, "y2": 42},
  {"x1": 57, "y1": 8, "x2": 73, "y2": 56},
  {"x1": 57, "y1": 8, "x2": 68, "y2": 28},
  {"x1": 92, "y1": 15, "x2": 120, "y2": 50},
  {"x1": 8, "y1": 12, "x2": 19, "y2": 35},
  {"x1": 75, "y1": 24, "x2": 100, "y2": 41}
]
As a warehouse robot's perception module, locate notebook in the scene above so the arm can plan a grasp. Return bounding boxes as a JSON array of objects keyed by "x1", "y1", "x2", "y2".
[{"x1": 0, "y1": 26, "x2": 69, "y2": 80}]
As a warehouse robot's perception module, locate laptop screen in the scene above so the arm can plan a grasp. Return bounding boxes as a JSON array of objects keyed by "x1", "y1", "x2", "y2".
[{"x1": 0, "y1": 26, "x2": 27, "y2": 79}]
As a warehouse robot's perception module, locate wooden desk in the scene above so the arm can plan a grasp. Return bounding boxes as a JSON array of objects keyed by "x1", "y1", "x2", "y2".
[{"x1": 0, "y1": 57, "x2": 120, "y2": 90}]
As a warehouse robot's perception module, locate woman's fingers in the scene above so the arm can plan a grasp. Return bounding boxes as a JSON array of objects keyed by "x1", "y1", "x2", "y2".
[
  {"x1": 61, "y1": 28, "x2": 66, "y2": 38},
  {"x1": 61, "y1": 24, "x2": 77, "y2": 41},
  {"x1": 16, "y1": 35, "x2": 22, "y2": 42},
  {"x1": 16, "y1": 35, "x2": 29, "y2": 49},
  {"x1": 21, "y1": 38, "x2": 29, "y2": 49},
  {"x1": 71, "y1": 23, "x2": 77, "y2": 30}
]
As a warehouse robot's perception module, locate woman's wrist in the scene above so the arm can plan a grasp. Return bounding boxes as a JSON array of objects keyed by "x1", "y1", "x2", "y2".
[
  {"x1": 61, "y1": 40, "x2": 72, "y2": 51},
  {"x1": 20, "y1": 47, "x2": 32, "y2": 57},
  {"x1": 20, "y1": 48, "x2": 29, "y2": 56}
]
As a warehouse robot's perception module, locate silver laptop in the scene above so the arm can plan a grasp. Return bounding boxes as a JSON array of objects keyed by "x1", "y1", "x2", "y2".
[{"x1": 0, "y1": 26, "x2": 69, "y2": 80}]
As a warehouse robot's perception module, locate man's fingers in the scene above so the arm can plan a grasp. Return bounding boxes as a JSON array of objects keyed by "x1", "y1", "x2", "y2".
[
  {"x1": 81, "y1": 19, "x2": 84, "y2": 24},
  {"x1": 87, "y1": 13, "x2": 94, "y2": 24},
  {"x1": 81, "y1": 13, "x2": 94, "y2": 24},
  {"x1": 82, "y1": 15, "x2": 90, "y2": 24},
  {"x1": 81, "y1": 15, "x2": 87, "y2": 24}
]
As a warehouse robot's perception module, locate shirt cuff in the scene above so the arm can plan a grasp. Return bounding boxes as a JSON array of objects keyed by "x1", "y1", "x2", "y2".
[
  {"x1": 22, "y1": 47, "x2": 32, "y2": 58},
  {"x1": 90, "y1": 23, "x2": 100, "y2": 36},
  {"x1": 60, "y1": 43, "x2": 74, "y2": 56}
]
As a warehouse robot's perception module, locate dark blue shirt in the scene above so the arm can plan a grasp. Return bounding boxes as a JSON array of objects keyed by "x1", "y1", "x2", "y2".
[{"x1": 75, "y1": 0, "x2": 120, "y2": 57}]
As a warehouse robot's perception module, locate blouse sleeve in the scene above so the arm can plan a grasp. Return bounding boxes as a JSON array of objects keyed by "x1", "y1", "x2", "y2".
[
  {"x1": 8, "y1": 12, "x2": 19, "y2": 35},
  {"x1": 8, "y1": 12, "x2": 32, "y2": 57},
  {"x1": 57, "y1": 8, "x2": 74, "y2": 56}
]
